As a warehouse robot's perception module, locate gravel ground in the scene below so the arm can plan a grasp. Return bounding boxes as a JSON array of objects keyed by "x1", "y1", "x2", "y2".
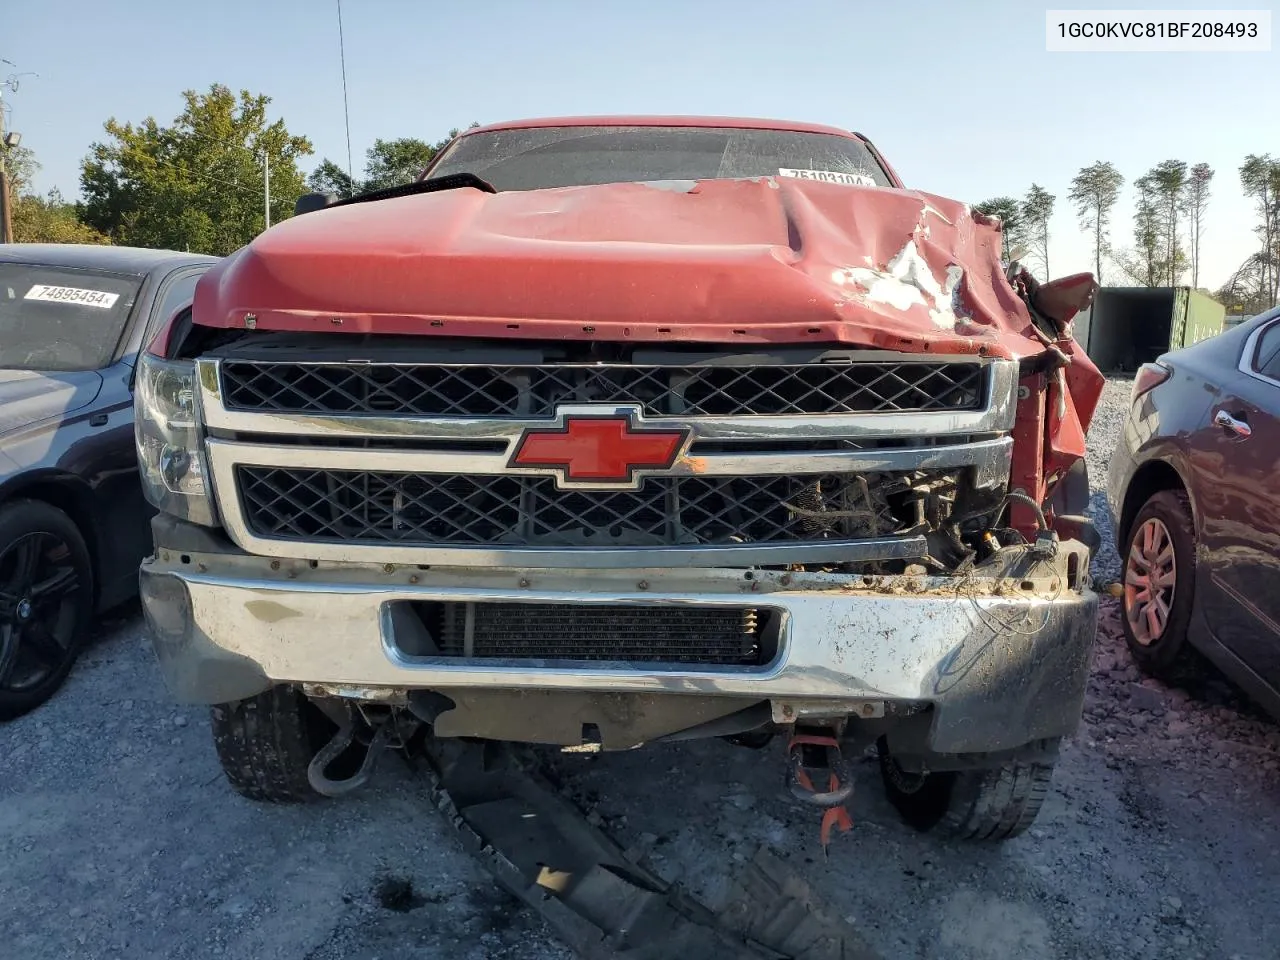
[{"x1": 3, "y1": 377, "x2": 1279, "y2": 960}]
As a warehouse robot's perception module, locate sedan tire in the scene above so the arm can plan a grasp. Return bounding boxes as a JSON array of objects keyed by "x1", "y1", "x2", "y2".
[
  {"x1": 1120, "y1": 489, "x2": 1197, "y2": 676},
  {"x1": 0, "y1": 500, "x2": 95, "y2": 721}
]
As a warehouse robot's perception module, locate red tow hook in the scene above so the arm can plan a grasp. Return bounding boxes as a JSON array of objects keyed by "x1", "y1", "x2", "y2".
[{"x1": 786, "y1": 732, "x2": 854, "y2": 853}]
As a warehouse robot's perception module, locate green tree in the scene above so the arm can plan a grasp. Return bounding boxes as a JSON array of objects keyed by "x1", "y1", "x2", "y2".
[
  {"x1": 307, "y1": 159, "x2": 357, "y2": 199},
  {"x1": 4, "y1": 143, "x2": 39, "y2": 194},
  {"x1": 1150, "y1": 160, "x2": 1188, "y2": 285},
  {"x1": 79, "y1": 84, "x2": 313, "y2": 255},
  {"x1": 14, "y1": 189, "x2": 111, "y2": 245},
  {"x1": 1116, "y1": 174, "x2": 1165, "y2": 287},
  {"x1": 308, "y1": 123, "x2": 479, "y2": 198},
  {"x1": 1020, "y1": 184, "x2": 1055, "y2": 280},
  {"x1": 1240, "y1": 154, "x2": 1280, "y2": 309},
  {"x1": 1217, "y1": 253, "x2": 1274, "y2": 316},
  {"x1": 973, "y1": 197, "x2": 1025, "y2": 261},
  {"x1": 363, "y1": 137, "x2": 444, "y2": 191},
  {"x1": 1181, "y1": 163, "x2": 1214, "y2": 291},
  {"x1": 4, "y1": 145, "x2": 110, "y2": 245},
  {"x1": 1068, "y1": 161, "x2": 1124, "y2": 285}
]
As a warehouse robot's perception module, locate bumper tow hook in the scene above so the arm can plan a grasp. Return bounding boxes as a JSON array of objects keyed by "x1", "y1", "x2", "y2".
[
  {"x1": 306, "y1": 708, "x2": 396, "y2": 798},
  {"x1": 786, "y1": 733, "x2": 854, "y2": 853}
]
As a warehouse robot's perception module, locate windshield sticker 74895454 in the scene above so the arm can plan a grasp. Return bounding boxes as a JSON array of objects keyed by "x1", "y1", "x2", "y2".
[
  {"x1": 24, "y1": 285, "x2": 121, "y2": 309},
  {"x1": 778, "y1": 168, "x2": 876, "y2": 187}
]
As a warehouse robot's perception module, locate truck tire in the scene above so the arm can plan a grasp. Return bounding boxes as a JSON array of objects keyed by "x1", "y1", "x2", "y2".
[
  {"x1": 876, "y1": 737, "x2": 1059, "y2": 841},
  {"x1": 210, "y1": 685, "x2": 327, "y2": 803}
]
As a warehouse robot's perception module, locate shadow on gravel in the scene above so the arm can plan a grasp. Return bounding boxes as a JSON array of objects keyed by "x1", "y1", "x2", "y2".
[{"x1": 88, "y1": 597, "x2": 143, "y2": 642}]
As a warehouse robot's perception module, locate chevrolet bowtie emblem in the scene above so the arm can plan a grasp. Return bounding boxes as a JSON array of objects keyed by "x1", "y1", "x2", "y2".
[{"x1": 508, "y1": 411, "x2": 690, "y2": 488}]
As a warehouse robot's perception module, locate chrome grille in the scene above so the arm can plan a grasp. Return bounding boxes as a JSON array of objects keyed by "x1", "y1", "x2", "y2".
[
  {"x1": 419, "y1": 602, "x2": 764, "y2": 664},
  {"x1": 234, "y1": 467, "x2": 943, "y2": 547},
  {"x1": 219, "y1": 360, "x2": 986, "y2": 418}
]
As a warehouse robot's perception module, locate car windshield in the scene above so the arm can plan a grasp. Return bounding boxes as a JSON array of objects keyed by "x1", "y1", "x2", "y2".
[
  {"x1": 426, "y1": 125, "x2": 892, "y2": 192},
  {"x1": 0, "y1": 263, "x2": 143, "y2": 372}
]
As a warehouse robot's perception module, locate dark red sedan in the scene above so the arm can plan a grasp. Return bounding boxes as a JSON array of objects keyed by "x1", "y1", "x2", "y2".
[{"x1": 1107, "y1": 308, "x2": 1280, "y2": 716}]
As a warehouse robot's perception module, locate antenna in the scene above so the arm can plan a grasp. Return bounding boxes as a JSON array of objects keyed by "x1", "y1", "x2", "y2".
[{"x1": 336, "y1": 1, "x2": 354, "y2": 187}]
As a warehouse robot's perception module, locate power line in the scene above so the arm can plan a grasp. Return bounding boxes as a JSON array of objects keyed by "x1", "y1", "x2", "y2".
[
  {"x1": 186, "y1": 129, "x2": 272, "y2": 227},
  {"x1": 137, "y1": 152, "x2": 259, "y2": 198},
  {"x1": 337, "y1": 0, "x2": 354, "y2": 184}
]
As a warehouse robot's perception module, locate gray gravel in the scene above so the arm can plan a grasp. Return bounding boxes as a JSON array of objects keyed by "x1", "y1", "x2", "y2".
[
  {"x1": 3, "y1": 377, "x2": 1279, "y2": 959},
  {"x1": 1083, "y1": 374, "x2": 1134, "y2": 587}
]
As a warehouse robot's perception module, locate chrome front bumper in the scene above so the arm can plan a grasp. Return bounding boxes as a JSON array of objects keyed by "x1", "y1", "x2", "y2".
[{"x1": 140, "y1": 543, "x2": 1098, "y2": 754}]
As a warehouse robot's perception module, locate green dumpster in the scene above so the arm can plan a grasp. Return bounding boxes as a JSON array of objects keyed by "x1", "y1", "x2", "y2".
[{"x1": 1074, "y1": 286, "x2": 1226, "y2": 373}]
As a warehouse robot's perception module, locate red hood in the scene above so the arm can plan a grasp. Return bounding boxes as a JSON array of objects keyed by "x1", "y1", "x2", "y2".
[{"x1": 193, "y1": 178, "x2": 1049, "y2": 360}]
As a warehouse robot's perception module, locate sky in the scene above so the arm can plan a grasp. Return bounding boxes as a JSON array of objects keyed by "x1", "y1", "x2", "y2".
[{"x1": 3, "y1": 0, "x2": 1275, "y2": 290}]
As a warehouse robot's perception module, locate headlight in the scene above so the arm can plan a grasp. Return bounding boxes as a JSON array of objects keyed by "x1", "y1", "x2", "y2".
[{"x1": 135, "y1": 352, "x2": 218, "y2": 526}]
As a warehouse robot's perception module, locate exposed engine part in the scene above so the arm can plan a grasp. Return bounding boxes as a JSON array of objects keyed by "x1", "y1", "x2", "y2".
[
  {"x1": 784, "y1": 474, "x2": 895, "y2": 539},
  {"x1": 1031, "y1": 529, "x2": 1060, "y2": 561}
]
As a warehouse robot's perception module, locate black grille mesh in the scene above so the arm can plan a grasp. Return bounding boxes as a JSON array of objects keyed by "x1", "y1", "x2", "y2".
[
  {"x1": 220, "y1": 360, "x2": 985, "y2": 418},
  {"x1": 424, "y1": 602, "x2": 762, "y2": 664},
  {"x1": 235, "y1": 467, "x2": 928, "y2": 547}
]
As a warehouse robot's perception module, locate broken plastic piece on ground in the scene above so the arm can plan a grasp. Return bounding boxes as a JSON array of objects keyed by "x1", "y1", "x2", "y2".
[
  {"x1": 718, "y1": 848, "x2": 881, "y2": 960},
  {"x1": 818, "y1": 806, "x2": 854, "y2": 854},
  {"x1": 536, "y1": 865, "x2": 573, "y2": 893},
  {"x1": 422, "y1": 737, "x2": 883, "y2": 958}
]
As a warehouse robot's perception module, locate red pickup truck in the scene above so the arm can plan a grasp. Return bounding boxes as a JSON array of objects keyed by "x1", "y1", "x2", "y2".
[{"x1": 136, "y1": 116, "x2": 1102, "y2": 841}]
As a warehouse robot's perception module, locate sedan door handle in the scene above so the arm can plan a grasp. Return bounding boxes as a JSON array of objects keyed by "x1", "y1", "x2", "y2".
[{"x1": 1214, "y1": 409, "x2": 1252, "y2": 438}]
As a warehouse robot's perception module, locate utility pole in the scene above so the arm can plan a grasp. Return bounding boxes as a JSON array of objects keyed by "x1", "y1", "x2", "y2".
[
  {"x1": 0, "y1": 77, "x2": 11, "y2": 243},
  {"x1": 1, "y1": 63, "x2": 37, "y2": 244},
  {"x1": 263, "y1": 149, "x2": 271, "y2": 229}
]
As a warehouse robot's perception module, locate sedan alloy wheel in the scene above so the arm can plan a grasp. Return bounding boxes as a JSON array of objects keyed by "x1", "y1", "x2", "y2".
[
  {"x1": 1124, "y1": 517, "x2": 1177, "y2": 645},
  {"x1": 0, "y1": 531, "x2": 82, "y2": 693}
]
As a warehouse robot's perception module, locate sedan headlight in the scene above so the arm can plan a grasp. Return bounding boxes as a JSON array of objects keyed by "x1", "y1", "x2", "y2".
[{"x1": 135, "y1": 352, "x2": 218, "y2": 526}]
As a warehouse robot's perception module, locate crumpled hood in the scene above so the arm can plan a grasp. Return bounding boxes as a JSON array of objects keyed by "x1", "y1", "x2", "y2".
[
  {"x1": 0, "y1": 369, "x2": 103, "y2": 439},
  {"x1": 193, "y1": 177, "x2": 1047, "y2": 360}
]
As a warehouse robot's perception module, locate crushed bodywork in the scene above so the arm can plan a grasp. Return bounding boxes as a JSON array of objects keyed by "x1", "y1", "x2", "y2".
[
  {"x1": 138, "y1": 117, "x2": 1104, "y2": 858},
  {"x1": 181, "y1": 175, "x2": 1103, "y2": 537}
]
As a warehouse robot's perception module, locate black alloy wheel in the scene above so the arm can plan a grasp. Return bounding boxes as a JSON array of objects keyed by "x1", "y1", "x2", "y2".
[{"x1": 0, "y1": 501, "x2": 94, "y2": 721}]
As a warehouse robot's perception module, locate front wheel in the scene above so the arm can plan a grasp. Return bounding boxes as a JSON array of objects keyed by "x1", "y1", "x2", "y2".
[
  {"x1": 877, "y1": 737, "x2": 1060, "y2": 841},
  {"x1": 1119, "y1": 489, "x2": 1196, "y2": 677},
  {"x1": 0, "y1": 500, "x2": 95, "y2": 721},
  {"x1": 210, "y1": 686, "x2": 330, "y2": 803}
]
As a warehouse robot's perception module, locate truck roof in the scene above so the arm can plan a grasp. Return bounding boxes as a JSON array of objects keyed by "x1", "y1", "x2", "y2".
[{"x1": 465, "y1": 115, "x2": 866, "y2": 140}]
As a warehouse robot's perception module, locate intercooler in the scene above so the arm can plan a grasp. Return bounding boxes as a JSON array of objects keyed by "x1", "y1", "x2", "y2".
[{"x1": 411, "y1": 601, "x2": 770, "y2": 665}]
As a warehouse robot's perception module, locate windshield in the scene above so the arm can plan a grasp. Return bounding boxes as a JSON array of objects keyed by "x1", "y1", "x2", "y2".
[
  {"x1": 0, "y1": 263, "x2": 143, "y2": 372},
  {"x1": 426, "y1": 125, "x2": 892, "y2": 192}
]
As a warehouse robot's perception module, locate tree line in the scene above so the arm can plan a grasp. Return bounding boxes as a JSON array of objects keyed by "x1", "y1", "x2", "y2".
[
  {"x1": 976, "y1": 155, "x2": 1280, "y2": 315},
  {"x1": 7, "y1": 82, "x2": 1279, "y2": 314},
  {"x1": 7, "y1": 83, "x2": 476, "y2": 256}
]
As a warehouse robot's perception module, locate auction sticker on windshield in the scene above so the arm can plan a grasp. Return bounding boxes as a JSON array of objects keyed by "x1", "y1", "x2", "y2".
[
  {"x1": 24, "y1": 285, "x2": 121, "y2": 309},
  {"x1": 779, "y1": 168, "x2": 876, "y2": 187}
]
